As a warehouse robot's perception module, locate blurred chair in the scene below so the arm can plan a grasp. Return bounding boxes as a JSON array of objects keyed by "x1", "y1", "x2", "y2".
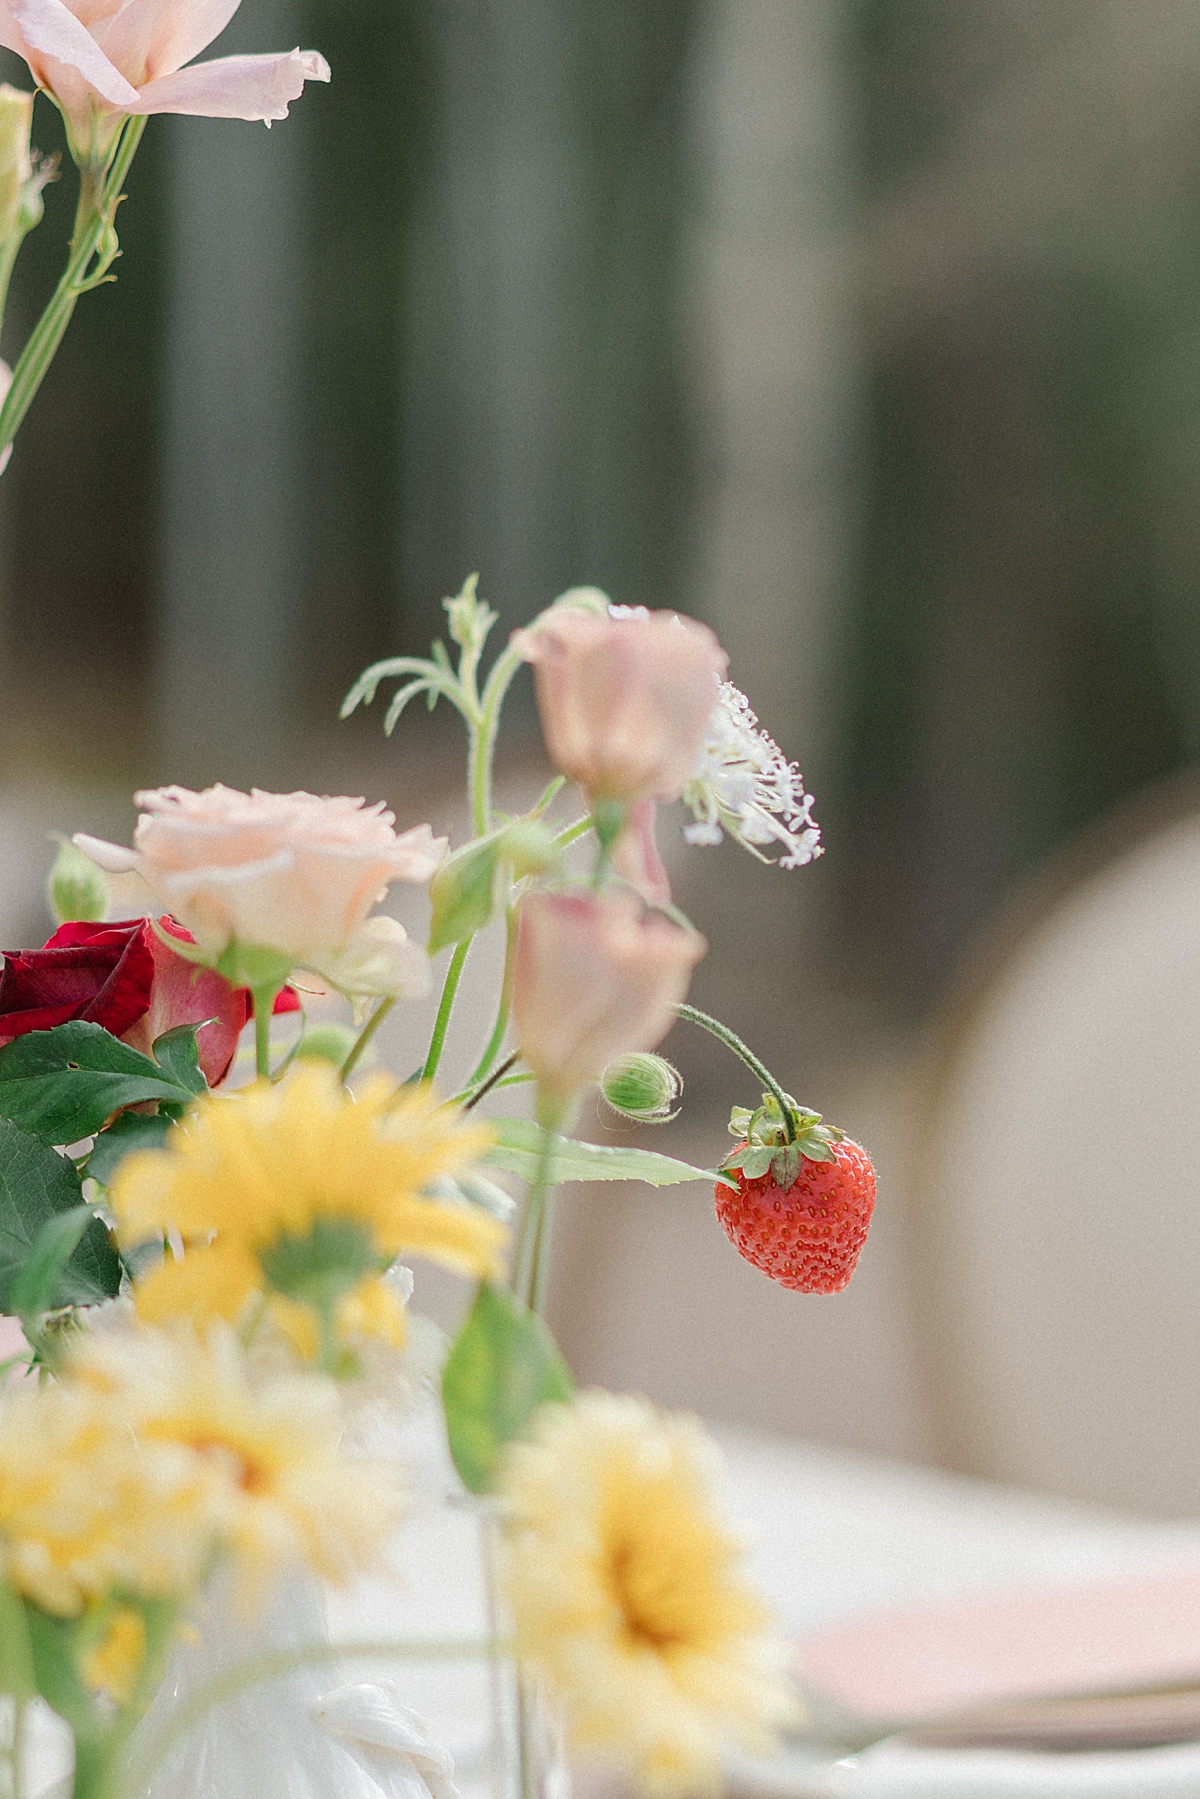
[{"x1": 913, "y1": 773, "x2": 1200, "y2": 1515}]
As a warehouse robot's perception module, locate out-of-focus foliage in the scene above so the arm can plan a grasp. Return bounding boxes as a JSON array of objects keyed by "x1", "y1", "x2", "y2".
[{"x1": 841, "y1": 0, "x2": 1200, "y2": 1007}]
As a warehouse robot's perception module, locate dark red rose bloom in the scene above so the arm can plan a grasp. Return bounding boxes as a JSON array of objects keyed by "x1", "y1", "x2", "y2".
[{"x1": 0, "y1": 918, "x2": 298, "y2": 1088}]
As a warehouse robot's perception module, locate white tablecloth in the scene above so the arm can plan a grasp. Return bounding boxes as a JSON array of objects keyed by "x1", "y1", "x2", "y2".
[{"x1": 326, "y1": 1407, "x2": 1200, "y2": 1799}]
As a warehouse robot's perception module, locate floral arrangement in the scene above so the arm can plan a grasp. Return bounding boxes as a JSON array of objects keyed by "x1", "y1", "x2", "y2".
[{"x1": 0, "y1": 9, "x2": 877, "y2": 1799}]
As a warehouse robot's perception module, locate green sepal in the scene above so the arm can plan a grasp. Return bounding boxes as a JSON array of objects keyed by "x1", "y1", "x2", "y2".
[
  {"x1": 428, "y1": 821, "x2": 558, "y2": 953},
  {"x1": 258, "y1": 1217, "x2": 380, "y2": 1312},
  {"x1": 0, "y1": 1119, "x2": 121, "y2": 1313},
  {"x1": 721, "y1": 1089, "x2": 843, "y2": 1187},
  {"x1": 215, "y1": 941, "x2": 293, "y2": 993},
  {"x1": 0, "y1": 1021, "x2": 201, "y2": 1144},
  {"x1": 442, "y1": 1281, "x2": 574, "y2": 1494}
]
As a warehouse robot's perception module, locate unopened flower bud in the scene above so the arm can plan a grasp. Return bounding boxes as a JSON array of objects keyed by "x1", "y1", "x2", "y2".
[
  {"x1": 0, "y1": 86, "x2": 33, "y2": 243},
  {"x1": 600, "y1": 1052, "x2": 683, "y2": 1123},
  {"x1": 295, "y1": 1023, "x2": 359, "y2": 1069},
  {"x1": 47, "y1": 834, "x2": 107, "y2": 924}
]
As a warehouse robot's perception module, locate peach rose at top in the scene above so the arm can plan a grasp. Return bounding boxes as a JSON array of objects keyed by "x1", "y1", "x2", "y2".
[
  {"x1": 512, "y1": 601, "x2": 727, "y2": 803},
  {"x1": 513, "y1": 889, "x2": 706, "y2": 1113},
  {"x1": 74, "y1": 785, "x2": 446, "y2": 998},
  {"x1": 0, "y1": 0, "x2": 330, "y2": 166}
]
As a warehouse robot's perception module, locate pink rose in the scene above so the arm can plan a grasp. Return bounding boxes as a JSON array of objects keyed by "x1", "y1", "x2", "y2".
[
  {"x1": 75, "y1": 785, "x2": 446, "y2": 997},
  {"x1": 513, "y1": 889, "x2": 706, "y2": 1110},
  {"x1": 512, "y1": 602, "x2": 727, "y2": 803},
  {"x1": 0, "y1": 0, "x2": 329, "y2": 163}
]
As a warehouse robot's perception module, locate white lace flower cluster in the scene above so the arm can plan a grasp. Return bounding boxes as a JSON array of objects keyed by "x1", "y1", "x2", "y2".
[{"x1": 682, "y1": 683, "x2": 822, "y2": 867}]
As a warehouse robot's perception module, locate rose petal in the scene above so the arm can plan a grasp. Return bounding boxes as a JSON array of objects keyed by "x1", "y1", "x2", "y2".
[
  {"x1": 13, "y1": 0, "x2": 140, "y2": 105},
  {"x1": 131, "y1": 46, "x2": 329, "y2": 120},
  {"x1": 73, "y1": 832, "x2": 141, "y2": 874}
]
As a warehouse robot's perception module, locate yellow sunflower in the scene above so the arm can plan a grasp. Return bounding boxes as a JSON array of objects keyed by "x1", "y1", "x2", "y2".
[
  {"x1": 497, "y1": 1391, "x2": 801, "y2": 1795},
  {"x1": 111, "y1": 1062, "x2": 504, "y2": 1357}
]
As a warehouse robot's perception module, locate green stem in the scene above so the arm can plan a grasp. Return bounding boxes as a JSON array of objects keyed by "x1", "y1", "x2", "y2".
[
  {"x1": 422, "y1": 939, "x2": 471, "y2": 1082},
  {"x1": 465, "y1": 904, "x2": 519, "y2": 1087},
  {"x1": 341, "y1": 995, "x2": 394, "y2": 1081},
  {"x1": 472, "y1": 642, "x2": 525, "y2": 834},
  {"x1": 0, "y1": 1582, "x2": 33, "y2": 1799},
  {"x1": 674, "y1": 1002, "x2": 797, "y2": 1143},
  {"x1": 0, "y1": 115, "x2": 146, "y2": 464},
  {"x1": 513, "y1": 1109, "x2": 559, "y2": 1312},
  {"x1": 251, "y1": 984, "x2": 283, "y2": 1080},
  {"x1": 125, "y1": 1637, "x2": 502, "y2": 1797}
]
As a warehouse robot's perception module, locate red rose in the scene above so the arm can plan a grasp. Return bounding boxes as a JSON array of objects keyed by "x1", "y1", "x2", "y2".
[{"x1": 0, "y1": 918, "x2": 296, "y2": 1088}]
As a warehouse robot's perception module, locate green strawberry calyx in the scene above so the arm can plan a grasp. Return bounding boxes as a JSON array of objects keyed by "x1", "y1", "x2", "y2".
[{"x1": 719, "y1": 1092, "x2": 844, "y2": 1189}]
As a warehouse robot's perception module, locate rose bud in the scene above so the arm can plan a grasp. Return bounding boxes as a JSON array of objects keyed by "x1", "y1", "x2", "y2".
[
  {"x1": 600, "y1": 1052, "x2": 683, "y2": 1123},
  {"x1": 512, "y1": 601, "x2": 727, "y2": 806},
  {"x1": 74, "y1": 785, "x2": 447, "y2": 999},
  {"x1": 513, "y1": 889, "x2": 705, "y2": 1119},
  {"x1": 47, "y1": 834, "x2": 108, "y2": 925},
  {"x1": 0, "y1": 918, "x2": 254, "y2": 1085}
]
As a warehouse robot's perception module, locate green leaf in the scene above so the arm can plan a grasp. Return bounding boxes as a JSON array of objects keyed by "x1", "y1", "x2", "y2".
[
  {"x1": 738, "y1": 1146, "x2": 775, "y2": 1180},
  {"x1": 0, "y1": 1021, "x2": 199, "y2": 1144},
  {"x1": 86, "y1": 1109, "x2": 177, "y2": 1188},
  {"x1": 150, "y1": 1024, "x2": 208, "y2": 1096},
  {"x1": 0, "y1": 1119, "x2": 120, "y2": 1310},
  {"x1": 10, "y1": 1207, "x2": 92, "y2": 1318},
  {"x1": 482, "y1": 1117, "x2": 733, "y2": 1188},
  {"x1": 442, "y1": 1282, "x2": 574, "y2": 1494}
]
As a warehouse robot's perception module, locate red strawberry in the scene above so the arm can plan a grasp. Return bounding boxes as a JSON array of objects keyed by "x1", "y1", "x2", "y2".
[{"x1": 714, "y1": 1095, "x2": 875, "y2": 1293}]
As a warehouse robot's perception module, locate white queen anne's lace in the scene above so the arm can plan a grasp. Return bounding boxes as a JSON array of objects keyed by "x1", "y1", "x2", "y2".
[{"x1": 682, "y1": 683, "x2": 822, "y2": 867}]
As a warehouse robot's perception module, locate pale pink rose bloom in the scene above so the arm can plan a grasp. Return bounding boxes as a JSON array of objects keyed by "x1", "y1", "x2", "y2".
[
  {"x1": 74, "y1": 786, "x2": 446, "y2": 993},
  {"x1": 512, "y1": 603, "x2": 727, "y2": 803},
  {"x1": 513, "y1": 889, "x2": 705, "y2": 1108},
  {"x1": 0, "y1": 0, "x2": 330, "y2": 158}
]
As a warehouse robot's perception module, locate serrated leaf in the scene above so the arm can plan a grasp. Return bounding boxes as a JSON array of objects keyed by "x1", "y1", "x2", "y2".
[
  {"x1": 86, "y1": 1110, "x2": 178, "y2": 1188},
  {"x1": 483, "y1": 1117, "x2": 729, "y2": 1188},
  {"x1": 150, "y1": 1024, "x2": 208, "y2": 1096},
  {"x1": 0, "y1": 1021, "x2": 198, "y2": 1144},
  {"x1": 442, "y1": 1282, "x2": 574, "y2": 1493},
  {"x1": 0, "y1": 1120, "x2": 121, "y2": 1311}
]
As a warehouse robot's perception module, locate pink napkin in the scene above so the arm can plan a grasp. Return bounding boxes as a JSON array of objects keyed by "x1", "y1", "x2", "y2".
[{"x1": 795, "y1": 1567, "x2": 1200, "y2": 1723}]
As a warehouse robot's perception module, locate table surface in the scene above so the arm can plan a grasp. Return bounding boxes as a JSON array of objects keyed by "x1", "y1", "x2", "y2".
[{"x1": 322, "y1": 1403, "x2": 1200, "y2": 1799}]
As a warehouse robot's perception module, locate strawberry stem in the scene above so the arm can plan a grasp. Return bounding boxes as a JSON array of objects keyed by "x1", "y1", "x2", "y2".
[{"x1": 674, "y1": 1003, "x2": 797, "y2": 1143}]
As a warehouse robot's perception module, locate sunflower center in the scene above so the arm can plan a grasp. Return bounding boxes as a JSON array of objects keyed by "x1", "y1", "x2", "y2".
[{"x1": 608, "y1": 1537, "x2": 690, "y2": 1652}]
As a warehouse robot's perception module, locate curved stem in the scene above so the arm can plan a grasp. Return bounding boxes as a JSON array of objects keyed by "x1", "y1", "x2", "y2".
[
  {"x1": 125, "y1": 1636, "x2": 503, "y2": 1796},
  {"x1": 472, "y1": 642, "x2": 525, "y2": 833},
  {"x1": 0, "y1": 115, "x2": 145, "y2": 463},
  {"x1": 422, "y1": 939, "x2": 471, "y2": 1082},
  {"x1": 551, "y1": 815, "x2": 594, "y2": 851},
  {"x1": 341, "y1": 995, "x2": 394, "y2": 1081},
  {"x1": 674, "y1": 1002, "x2": 797, "y2": 1143}
]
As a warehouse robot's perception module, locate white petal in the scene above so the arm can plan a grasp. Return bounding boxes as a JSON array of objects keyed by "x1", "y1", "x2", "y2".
[
  {"x1": 71, "y1": 831, "x2": 139, "y2": 873},
  {"x1": 131, "y1": 46, "x2": 328, "y2": 120}
]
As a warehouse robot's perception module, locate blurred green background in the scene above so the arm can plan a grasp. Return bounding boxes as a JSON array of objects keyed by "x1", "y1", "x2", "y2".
[{"x1": 3, "y1": 0, "x2": 1200, "y2": 1028}]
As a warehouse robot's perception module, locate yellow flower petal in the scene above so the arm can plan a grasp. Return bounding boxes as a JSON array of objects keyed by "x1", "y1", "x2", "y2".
[{"x1": 498, "y1": 1392, "x2": 801, "y2": 1795}]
